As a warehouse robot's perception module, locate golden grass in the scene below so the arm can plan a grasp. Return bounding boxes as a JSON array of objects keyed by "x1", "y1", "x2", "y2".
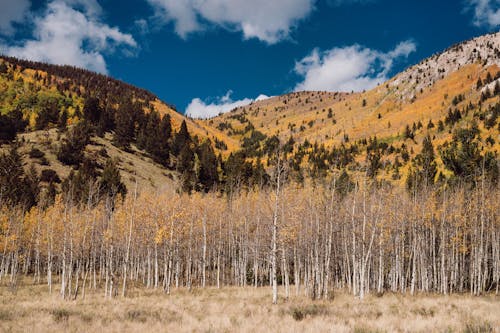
[
  {"x1": 1, "y1": 283, "x2": 498, "y2": 333},
  {"x1": 11, "y1": 128, "x2": 178, "y2": 193}
]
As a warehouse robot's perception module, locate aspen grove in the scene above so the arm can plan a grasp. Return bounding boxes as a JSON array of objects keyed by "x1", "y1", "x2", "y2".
[{"x1": 0, "y1": 177, "x2": 498, "y2": 302}]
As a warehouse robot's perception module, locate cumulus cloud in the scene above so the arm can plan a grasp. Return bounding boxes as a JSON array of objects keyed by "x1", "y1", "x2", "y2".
[
  {"x1": 0, "y1": 0, "x2": 30, "y2": 35},
  {"x1": 146, "y1": 0, "x2": 315, "y2": 44},
  {"x1": 186, "y1": 91, "x2": 270, "y2": 119},
  {"x1": 62, "y1": 0, "x2": 103, "y2": 17},
  {"x1": 0, "y1": 0, "x2": 137, "y2": 74},
  {"x1": 294, "y1": 40, "x2": 416, "y2": 92},
  {"x1": 467, "y1": 0, "x2": 500, "y2": 28}
]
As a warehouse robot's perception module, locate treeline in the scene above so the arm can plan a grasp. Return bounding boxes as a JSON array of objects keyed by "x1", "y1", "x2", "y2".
[
  {"x1": 0, "y1": 177, "x2": 497, "y2": 301},
  {"x1": 0, "y1": 55, "x2": 161, "y2": 108}
]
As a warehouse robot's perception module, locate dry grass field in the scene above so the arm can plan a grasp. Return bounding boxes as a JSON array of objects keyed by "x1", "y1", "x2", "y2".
[{"x1": 0, "y1": 284, "x2": 498, "y2": 333}]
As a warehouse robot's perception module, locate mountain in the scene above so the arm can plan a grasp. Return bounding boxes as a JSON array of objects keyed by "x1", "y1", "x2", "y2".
[
  {"x1": 0, "y1": 55, "x2": 235, "y2": 196},
  {"x1": 200, "y1": 32, "x2": 500, "y2": 185},
  {"x1": 203, "y1": 32, "x2": 500, "y2": 144},
  {"x1": 0, "y1": 32, "x2": 499, "y2": 203}
]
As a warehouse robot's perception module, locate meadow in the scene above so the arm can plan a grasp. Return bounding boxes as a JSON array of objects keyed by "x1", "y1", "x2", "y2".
[{"x1": 0, "y1": 283, "x2": 498, "y2": 333}]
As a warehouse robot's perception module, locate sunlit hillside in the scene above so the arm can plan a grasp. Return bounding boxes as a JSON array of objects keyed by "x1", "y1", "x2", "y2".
[
  {"x1": 0, "y1": 56, "x2": 236, "y2": 193},
  {"x1": 201, "y1": 32, "x2": 500, "y2": 183}
]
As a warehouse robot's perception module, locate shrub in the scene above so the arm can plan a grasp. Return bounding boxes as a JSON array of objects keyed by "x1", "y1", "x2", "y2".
[
  {"x1": 463, "y1": 320, "x2": 493, "y2": 333},
  {"x1": 40, "y1": 169, "x2": 61, "y2": 183},
  {"x1": 51, "y1": 308, "x2": 71, "y2": 322},
  {"x1": 289, "y1": 304, "x2": 328, "y2": 321},
  {"x1": 29, "y1": 147, "x2": 45, "y2": 159}
]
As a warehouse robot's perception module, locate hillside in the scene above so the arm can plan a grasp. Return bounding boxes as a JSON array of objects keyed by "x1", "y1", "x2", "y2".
[
  {"x1": 0, "y1": 55, "x2": 236, "y2": 149},
  {"x1": 0, "y1": 55, "x2": 237, "y2": 196},
  {"x1": 204, "y1": 32, "x2": 500, "y2": 144},
  {"x1": 201, "y1": 32, "x2": 500, "y2": 185},
  {"x1": 0, "y1": 32, "x2": 499, "y2": 201}
]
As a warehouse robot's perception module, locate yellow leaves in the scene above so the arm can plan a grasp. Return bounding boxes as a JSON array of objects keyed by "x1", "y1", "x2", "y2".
[
  {"x1": 103, "y1": 229, "x2": 113, "y2": 244},
  {"x1": 155, "y1": 226, "x2": 169, "y2": 245}
]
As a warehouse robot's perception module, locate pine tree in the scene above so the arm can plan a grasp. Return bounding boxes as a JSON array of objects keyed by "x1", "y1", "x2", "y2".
[
  {"x1": 114, "y1": 100, "x2": 137, "y2": 149},
  {"x1": 57, "y1": 121, "x2": 91, "y2": 166},
  {"x1": 137, "y1": 111, "x2": 160, "y2": 151},
  {"x1": 83, "y1": 96, "x2": 102, "y2": 124},
  {"x1": 100, "y1": 158, "x2": 127, "y2": 199},
  {"x1": 407, "y1": 135, "x2": 437, "y2": 192},
  {"x1": 58, "y1": 109, "x2": 68, "y2": 132},
  {"x1": 196, "y1": 140, "x2": 218, "y2": 192},
  {"x1": 36, "y1": 97, "x2": 60, "y2": 130},
  {"x1": 438, "y1": 123, "x2": 495, "y2": 185},
  {"x1": 0, "y1": 145, "x2": 25, "y2": 205},
  {"x1": 61, "y1": 158, "x2": 99, "y2": 204},
  {"x1": 0, "y1": 61, "x2": 7, "y2": 74},
  {"x1": 476, "y1": 77, "x2": 483, "y2": 89},
  {"x1": 177, "y1": 144, "x2": 196, "y2": 193},
  {"x1": 173, "y1": 120, "x2": 191, "y2": 156},
  {"x1": 0, "y1": 114, "x2": 17, "y2": 142},
  {"x1": 96, "y1": 106, "x2": 115, "y2": 137},
  {"x1": 156, "y1": 114, "x2": 172, "y2": 164},
  {"x1": 0, "y1": 145, "x2": 39, "y2": 207}
]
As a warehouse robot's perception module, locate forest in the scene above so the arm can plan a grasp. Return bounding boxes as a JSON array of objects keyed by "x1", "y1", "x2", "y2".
[{"x1": 0, "y1": 172, "x2": 498, "y2": 303}]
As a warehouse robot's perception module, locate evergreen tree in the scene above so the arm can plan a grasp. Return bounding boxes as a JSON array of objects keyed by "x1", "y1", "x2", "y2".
[
  {"x1": 96, "y1": 106, "x2": 115, "y2": 137},
  {"x1": 173, "y1": 120, "x2": 191, "y2": 156},
  {"x1": 406, "y1": 135, "x2": 437, "y2": 192},
  {"x1": 366, "y1": 149, "x2": 382, "y2": 178},
  {"x1": 156, "y1": 114, "x2": 172, "y2": 164},
  {"x1": 404, "y1": 124, "x2": 414, "y2": 140},
  {"x1": 36, "y1": 97, "x2": 60, "y2": 130},
  {"x1": 476, "y1": 77, "x2": 483, "y2": 89},
  {"x1": 114, "y1": 99, "x2": 137, "y2": 149},
  {"x1": 0, "y1": 114, "x2": 17, "y2": 142},
  {"x1": 0, "y1": 145, "x2": 39, "y2": 207},
  {"x1": 177, "y1": 144, "x2": 196, "y2": 193},
  {"x1": 61, "y1": 158, "x2": 99, "y2": 204},
  {"x1": 58, "y1": 109, "x2": 68, "y2": 131},
  {"x1": 439, "y1": 123, "x2": 497, "y2": 185},
  {"x1": 100, "y1": 158, "x2": 127, "y2": 199},
  {"x1": 0, "y1": 61, "x2": 7, "y2": 74},
  {"x1": 57, "y1": 121, "x2": 91, "y2": 166},
  {"x1": 0, "y1": 145, "x2": 25, "y2": 205},
  {"x1": 137, "y1": 111, "x2": 160, "y2": 151},
  {"x1": 83, "y1": 96, "x2": 102, "y2": 124},
  {"x1": 196, "y1": 140, "x2": 218, "y2": 192},
  {"x1": 335, "y1": 169, "x2": 354, "y2": 198}
]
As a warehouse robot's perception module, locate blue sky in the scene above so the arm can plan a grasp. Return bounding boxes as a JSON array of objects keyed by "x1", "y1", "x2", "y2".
[{"x1": 1, "y1": 0, "x2": 499, "y2": 118}]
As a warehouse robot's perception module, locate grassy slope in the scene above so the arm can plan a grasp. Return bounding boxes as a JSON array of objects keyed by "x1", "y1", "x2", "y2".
[
  {"x1": 202, "y1": 63, "x2": 498, "y2": 148},
  {"x1": 18, "y1": 129, "x2": 177, "y2": 192}
]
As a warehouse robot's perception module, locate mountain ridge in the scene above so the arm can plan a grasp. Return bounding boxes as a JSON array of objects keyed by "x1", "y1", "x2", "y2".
[{"x1": 0, "y1": 31, "x2": 499, "y2": 195}]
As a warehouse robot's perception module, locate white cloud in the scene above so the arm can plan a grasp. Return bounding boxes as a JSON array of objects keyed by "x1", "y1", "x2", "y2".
[
  {"x1": 146, "y1": 0, "x2": 315, "y2": 44},
  {"x1": 294, "y1": 40, "x2": 416, "y2": 92},
  {"x1": 0, "y1": 0, "x2": 30, "y2": 35},
  {"x1": 62, "y1": 0, "x2": 103, "y2": 17},
  {"x1": 467, "y1": 0, "x2": 500, "y2": 28},
  {"x1": 186, "y1": 91, "x2": 270, "y2": 119},
  {"x1": 0, "y1": 0, "x2": 137, "y2": 74}
]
